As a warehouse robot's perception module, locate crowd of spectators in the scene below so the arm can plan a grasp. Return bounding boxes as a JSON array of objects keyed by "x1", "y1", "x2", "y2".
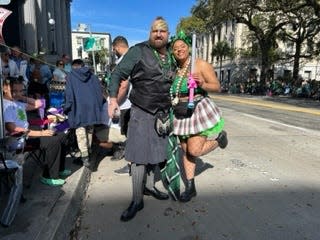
[
  {"x1": 0, "y1": 45, "x2": 70, "y2": 226},
  {"x1": 1, "y1": 44, "x2": 127, "y2": 169},
  {"x1": 1, "y1": 46, "x2": 78, "y2": 172},
  {"x1": 225, "y1": 77, "x2": 320, "y2": 101},
  {"x1": 0, "y1": 45, "x2": 119, "y2": 226}
]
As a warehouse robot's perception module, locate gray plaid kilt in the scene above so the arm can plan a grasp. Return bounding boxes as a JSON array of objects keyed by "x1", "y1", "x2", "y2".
[{"x1": 173, "y1": 97, "x2": 222, "y2": 136}]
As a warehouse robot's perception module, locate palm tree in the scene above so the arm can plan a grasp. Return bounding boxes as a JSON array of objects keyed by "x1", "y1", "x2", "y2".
[{"x1": 211, "y1": 41, "x2": 233, "y2": 81}]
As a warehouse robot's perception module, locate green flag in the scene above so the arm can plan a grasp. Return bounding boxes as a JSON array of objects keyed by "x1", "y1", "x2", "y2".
[{"x1": 84, "y1": 37, "x2": 95, "y2": 51}]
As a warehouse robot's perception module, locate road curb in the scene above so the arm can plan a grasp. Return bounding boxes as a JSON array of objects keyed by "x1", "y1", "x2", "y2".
[{"x1": 34, "y1": 167, "x2": 91, "y2": 240}]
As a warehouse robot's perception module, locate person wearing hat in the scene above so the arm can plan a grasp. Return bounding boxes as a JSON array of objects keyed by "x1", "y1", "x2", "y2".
[{"x1": 170, "y1": 31, "x2": 228, "y2": 202}]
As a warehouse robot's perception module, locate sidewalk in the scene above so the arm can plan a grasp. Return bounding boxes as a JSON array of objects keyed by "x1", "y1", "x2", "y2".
[
  {"x1": 0, "y1": 147, "x2": 101, "y2": 239},
  {"x1": 0, "y1": 156, "x2": 90, "y2": 240},
  {"x1": 0, "y1": 127, "x2": 125, "y2": 240},
  {"x1": 262, "y1": 95, "x2": 320, "y2": 109},
  {"x1": 0, "y1": 94, "x2": 317, "y2": 239},
  {"x1": 228, "y1": 93, "x2": 320, "y2": 109}
]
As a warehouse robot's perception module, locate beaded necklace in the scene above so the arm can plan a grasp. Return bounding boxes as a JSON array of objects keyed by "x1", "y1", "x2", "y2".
[
  {"x1": 153, "y1": 49, "x2": 172, "y2": 69},
  {"x1": 170, "y1": 57, "x2": 191, "y2": 106}
]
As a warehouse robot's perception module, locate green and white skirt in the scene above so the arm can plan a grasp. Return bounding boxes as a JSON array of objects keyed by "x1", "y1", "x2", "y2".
[{"x1": 172, "y1": 97, "x2": 224, "y2": 138}]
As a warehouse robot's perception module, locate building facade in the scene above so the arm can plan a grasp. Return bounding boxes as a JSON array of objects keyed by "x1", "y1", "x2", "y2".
[
  {"x1": 197, "y1": 21, "x2": 320, "y2": 84},
  {"x1": 1, "y1": 0, "x2": 72, "y2": 60},
  {"x1": 71, "y1": 23, "x2": 112, "y2": 72}
]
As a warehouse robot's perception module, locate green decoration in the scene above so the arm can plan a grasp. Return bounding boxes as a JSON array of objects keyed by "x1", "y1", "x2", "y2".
[
  {"x1": 161, "y1": 111, "x2": 180, "y2": 200},
  {"x1": 170, "y1": 30, "x2": 192, "y2": 46}
]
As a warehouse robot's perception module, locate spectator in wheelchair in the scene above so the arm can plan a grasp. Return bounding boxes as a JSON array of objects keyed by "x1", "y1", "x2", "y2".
[{"x1": 2, "y1": 77, "x2": 71, "y2": 187}]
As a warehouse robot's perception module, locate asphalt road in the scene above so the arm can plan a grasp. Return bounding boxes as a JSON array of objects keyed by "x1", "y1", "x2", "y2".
[
  {"x1": 213, "y1": 95, "x2": 320, "y2": 131},
  {"x1": 75, "y1": 96, "x2": 320, "y2": 240}
]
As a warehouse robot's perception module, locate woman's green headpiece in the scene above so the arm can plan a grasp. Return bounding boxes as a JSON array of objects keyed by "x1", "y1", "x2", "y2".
[{"x1": 170, "y1": 30, "x2": 192, "y2": 46}]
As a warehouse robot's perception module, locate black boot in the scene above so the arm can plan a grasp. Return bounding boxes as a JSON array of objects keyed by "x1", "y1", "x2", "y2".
[
  {"x1": 216, "y1": 130, "x2": 228, "y2": 149},
  {"x1": 120, "y1": 201, "x2": 144, "y2": 222},
  {"x1": 143, "y1": 187, "x2": 169, "y2": 200},
  {"x1": 180, "y1": 179, "x2": 197, "y2": 202}
]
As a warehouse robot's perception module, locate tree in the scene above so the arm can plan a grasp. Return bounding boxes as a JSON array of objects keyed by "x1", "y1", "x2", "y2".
[
  {"x1": 176, "y1": 16, "x2": 206, "y2": 35},
  {"x1": 305, "y1": 0, "x2": 320, "y2": 17},
  {"x1": 88, "y1": 46, "x2": 109, "y2": 71},
  {"x1": 211, "y1": 40, "x2": 234, "y2": 81},
  {"x1": 192, "y1": 0, "x2": 293, "y2": 84},
  {"x1": 278, "y1": 3, "x2": 320, "y2": 81}
]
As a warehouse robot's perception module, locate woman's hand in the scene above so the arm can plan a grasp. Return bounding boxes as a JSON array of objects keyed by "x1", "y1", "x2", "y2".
[
  {"x1": 191, "y1": 73, "x2": 204, "y2": 88},
  {"x1": 40, "y1": 129, "x2": 55, "y2": 136}
]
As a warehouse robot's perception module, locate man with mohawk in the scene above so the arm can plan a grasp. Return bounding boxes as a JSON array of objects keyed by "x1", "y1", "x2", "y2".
[{"x1": 108, "y1": 16, "x2": 175, "y2": 221}]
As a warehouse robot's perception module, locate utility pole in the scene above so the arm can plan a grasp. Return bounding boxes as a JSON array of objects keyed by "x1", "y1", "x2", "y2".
[{"x1": 88, "y1": 25, "x2": 97, "y2": 74}]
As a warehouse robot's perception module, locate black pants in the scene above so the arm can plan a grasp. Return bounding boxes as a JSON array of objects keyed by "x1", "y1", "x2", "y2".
[
  {"x1": 120, "y1": 108, "x2": 131, "y2": 136},
  {"x1": 26, "y1": 132, "x2": 68, "y2": 179}
]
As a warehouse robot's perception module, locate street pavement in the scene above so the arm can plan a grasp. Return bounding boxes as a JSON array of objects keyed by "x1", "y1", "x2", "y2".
[
  {"x1": 215, "y1": 94, "x2": 320, "y2": 113},
  {"x1": 0, "y1": 94, "x2": 319, "y2": 240}
]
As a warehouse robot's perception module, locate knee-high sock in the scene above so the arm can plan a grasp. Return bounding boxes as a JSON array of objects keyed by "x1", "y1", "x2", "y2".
[
  {"x1": 145, "y1": 164, "x2": 156, "y2": 189},
  {"x1": 131, "y1": 163, "x2": 145, "y2": 203}
]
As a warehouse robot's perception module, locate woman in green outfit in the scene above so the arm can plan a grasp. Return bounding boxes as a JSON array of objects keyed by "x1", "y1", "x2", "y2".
[{"x1": 170, "y1": 32, "x2": 228, "y2": 202}]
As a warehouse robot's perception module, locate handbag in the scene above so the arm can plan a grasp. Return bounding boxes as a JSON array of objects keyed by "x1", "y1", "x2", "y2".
[
  {"x1": 173, "y1": 102, "x2": 194, "y2": 119},
  {"x1": 173, "y1": 98, "x2": 202, "y2": 119}
]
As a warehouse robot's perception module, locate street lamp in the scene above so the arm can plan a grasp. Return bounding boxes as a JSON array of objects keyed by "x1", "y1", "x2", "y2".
[{"x1": 48, "y1": 18, "x2": 55, "y2": 54}]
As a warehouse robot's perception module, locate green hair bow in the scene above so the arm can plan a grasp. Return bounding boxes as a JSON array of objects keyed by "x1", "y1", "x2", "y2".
[{"x1": 170, "y1": 30, "x2": 192, "y2": 46}]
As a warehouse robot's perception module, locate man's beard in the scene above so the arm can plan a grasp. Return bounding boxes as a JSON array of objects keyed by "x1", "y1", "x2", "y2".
[{"x1": 150, "y1": 38, "x2": 167, "y2": 49}]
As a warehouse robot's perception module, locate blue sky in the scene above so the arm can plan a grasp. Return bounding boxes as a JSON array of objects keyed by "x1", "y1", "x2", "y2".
[{"x1": 70, "y1": 0, "x2": 196, "y2": 46}]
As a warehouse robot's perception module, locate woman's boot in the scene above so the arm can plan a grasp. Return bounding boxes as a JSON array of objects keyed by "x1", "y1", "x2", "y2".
[{"x1": 180, "y1": 178, "x2": 197, "y2": 202}]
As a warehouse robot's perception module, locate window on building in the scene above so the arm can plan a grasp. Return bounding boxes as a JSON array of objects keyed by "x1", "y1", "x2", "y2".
[
  {"x1": 304, "y1": 70, "x2": 311, "y2": 80},
  {"x1": 218, "y1": 26, "x2": 221, "y2": 42},
  {"x1": 225, "y1": 21, "x2": 228, "y2": 35},
  {"x1": 100, "y1": 38, "x2": 105, "y2": 47},
  {"x1": 77, "y1": 37, "x2": 82, "y2": 45},
  {"x1": 283, "y1": 70, "x2": 291, "y2": 79},
  {"x1": 77, "y1": 46, "x2": 83, "y2": 58}
]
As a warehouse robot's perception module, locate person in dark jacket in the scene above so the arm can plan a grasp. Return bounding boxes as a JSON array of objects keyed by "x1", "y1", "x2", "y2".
[
  {"x1": 108, "y1": 16, "x2": 176, "y2": 221},
  {"x1": 64, "y1": 59, "x2": 111, "y2": 168}
]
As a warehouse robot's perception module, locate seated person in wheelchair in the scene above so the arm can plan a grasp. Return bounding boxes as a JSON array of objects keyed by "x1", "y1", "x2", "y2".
[{"x1": 2, "y1": 77, "x2": 71, "y2": 187}]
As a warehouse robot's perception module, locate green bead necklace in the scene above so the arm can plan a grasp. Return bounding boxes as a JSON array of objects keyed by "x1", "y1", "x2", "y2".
[
  {"x1": 170, "y1": 57, "x2": 191, "y2": 106},
  {"x1": 153, "y1": 49, "x2": 172, "y2": 69}
]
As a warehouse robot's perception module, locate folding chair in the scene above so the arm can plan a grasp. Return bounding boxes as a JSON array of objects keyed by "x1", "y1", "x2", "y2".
[
  {"x1": 0, "y1": 151, "x2": 23, "y2": 227},
  {"x1": 25, "y1": 104, "x2": 50, "y2": 170},
  {"x1": 6, "y1": 132, "x2": 44, "y2": 188},
  {"x1": 6, "y1": 130, "x2": 45, "y2": 166},
  {"x1": 19, "y1": 143, "x2": 45, "y2": 170}
]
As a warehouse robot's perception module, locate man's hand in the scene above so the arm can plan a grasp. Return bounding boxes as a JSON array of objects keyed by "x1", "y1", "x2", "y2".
[{"x1": 108, "y1": 97, "x2": 119, "y2": 118}]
